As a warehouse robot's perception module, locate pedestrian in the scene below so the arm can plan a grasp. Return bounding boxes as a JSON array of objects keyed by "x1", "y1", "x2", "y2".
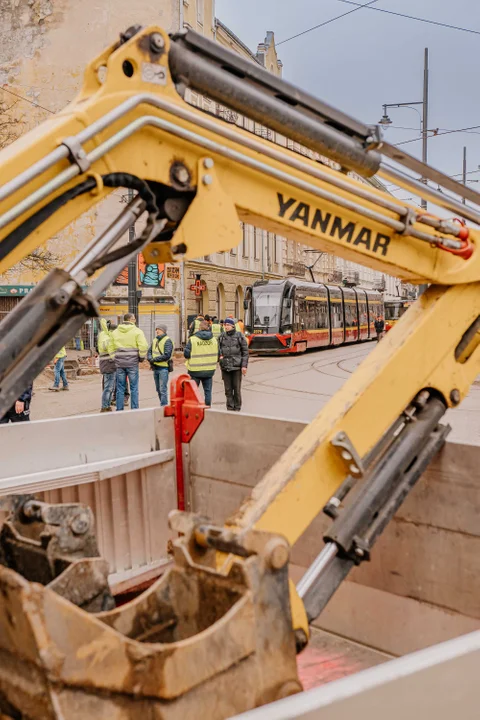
[
  {"x1": 219, "y1": 317, "x2": 248, "y2": 412},
  {"x1": 374, "y1": 316, "x2": 385, "y2": 341},
  {"x1": 98, "y1": 319, "x2": 116, "y2": 412},
  {"x1": 147, "y1": 324, "x2": 174, "y2": 407},
  {"x1": 0, "y1": 384, "x2": 33, "y2": 424},
  {"x1": 211, "y1": 316, "x2": 223, "y2": 339},
  {"x1": 189, "y1": 314, "x2": 204, "y2": 337},
  {"x1": 49, "y1": 346, "x2": 69, "y2": 391},
  {"x1": 111, "y1": 313, "x2": 148, "y2": 410},
  {"x1": 228, "y1": 314, "x2": 244, "y2": 334},
  {"x1": 184, "y1": 319, "x2": 218, "y2": 407}
]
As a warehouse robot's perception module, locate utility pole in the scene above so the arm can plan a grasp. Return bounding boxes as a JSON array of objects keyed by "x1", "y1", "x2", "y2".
[
  {"x1": 462, "y1": 146, "x2": 467, "y2": 205},
  {"x1": 421, "y1": 47, "x2": 429, "y2": 210},
  {"x1": 127, "y1": 187, "x2": 139, "y2": 318},
  {"x1": 417, "y1": 48, "x2": 429, "y2": 298}
]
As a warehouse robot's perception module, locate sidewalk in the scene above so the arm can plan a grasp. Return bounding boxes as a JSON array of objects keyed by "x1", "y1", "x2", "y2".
[{"x1": 30, "y1": 365, "x2": 229, "y2": 421}]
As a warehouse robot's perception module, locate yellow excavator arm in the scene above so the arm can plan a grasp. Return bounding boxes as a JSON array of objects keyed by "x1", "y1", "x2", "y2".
[{"x1": 1, "y1": 24, "x2": 480, "y2": 719}]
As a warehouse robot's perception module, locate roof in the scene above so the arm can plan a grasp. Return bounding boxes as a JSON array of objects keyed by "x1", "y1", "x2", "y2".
[{"x1": 215, "y1": 19, "x2": 261, "y2": 64}]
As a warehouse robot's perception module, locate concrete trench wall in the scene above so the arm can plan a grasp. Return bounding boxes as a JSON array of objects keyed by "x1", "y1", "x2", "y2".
[
  {"x1": 187, "y1": 410, "x2": 480, "y2": 657},
  {"x1": 0, "y1": 407, "x2": 478, "y2": 655}
]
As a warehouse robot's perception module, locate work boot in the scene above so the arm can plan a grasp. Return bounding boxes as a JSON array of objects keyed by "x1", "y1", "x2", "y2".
[
  {"x1": 62, "y1": 386, "x2": 70, "y2": 391},
  {"x1": 100, "y1": 407, "x2": 112, "y2": 412},
  {"x1": 49, "y1": 386, "x2": 60, "y2": 392}
]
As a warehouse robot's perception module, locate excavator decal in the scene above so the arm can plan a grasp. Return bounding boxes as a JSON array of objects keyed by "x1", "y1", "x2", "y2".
[{"x1": 277, "y1": 193, "x2": 391, "y2": 255}]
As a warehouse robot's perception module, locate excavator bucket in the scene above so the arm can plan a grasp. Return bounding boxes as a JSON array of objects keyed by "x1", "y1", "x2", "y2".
[{"x1": 0, "y1": 507, "x2": 301, "y2": 719}]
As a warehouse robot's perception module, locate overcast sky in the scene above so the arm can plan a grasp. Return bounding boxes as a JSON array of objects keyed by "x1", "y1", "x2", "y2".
[{"x1": 216, "y1": 0, "x2": 480, "y2": 202}]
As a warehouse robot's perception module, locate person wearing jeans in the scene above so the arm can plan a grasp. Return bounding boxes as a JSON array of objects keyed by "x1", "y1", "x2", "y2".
[
  {"x1": 147, "y1": 325, "x2": 173, "y2": 407},
  {"x1": 98, "y1": 319, "x2": 116, "y2": 412},
  {"x1": 50, "y1": 347, "x2": 69, "y2": 391},
  {"x1": 183, "y1": 320, "x2": 218, "y2": 407},
  {"x1": 111, "y1": 313, "x2": 148, "y2": 411},
  {"x1": 116, "y1": 366, "x2": 140, "y2": 410}
]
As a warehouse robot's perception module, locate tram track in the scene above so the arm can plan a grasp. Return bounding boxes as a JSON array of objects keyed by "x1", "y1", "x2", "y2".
[{"x1": 243, "y1": 344, "x2": 372, "y2": 398}]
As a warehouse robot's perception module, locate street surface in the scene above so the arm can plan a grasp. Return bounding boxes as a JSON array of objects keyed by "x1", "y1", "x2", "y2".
[{"x1": 30, "y1": 341, "x2": 480, "y2": 444}]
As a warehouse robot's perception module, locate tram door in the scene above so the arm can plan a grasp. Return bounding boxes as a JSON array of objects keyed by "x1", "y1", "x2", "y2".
[
  {"x1": 328, "y1": 286, "x2": 344, "y2": 345},
  {"x1": 342, "y1": 287, "x2": 359, "y2": 342},
  {"x1": 355, "y1": 289, "x2": 369, "y2": 341}
]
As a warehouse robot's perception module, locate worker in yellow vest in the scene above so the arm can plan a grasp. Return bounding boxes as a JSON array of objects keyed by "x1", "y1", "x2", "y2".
[
  {"x1": 184, "y1": 320, "x2": 218, "y2": 406},
  {"x1": 188, "y1": 314, "x2": 204, "y2": 337},
  {"x1": 147, "y1": 325, "x2": 174, "y2": 406},
  {"x1": 49, "y1": 346, "x2": 69, "y2": 391},
  {"x1": 211, "y1": 316, "x2": 223, "y2": 339}
]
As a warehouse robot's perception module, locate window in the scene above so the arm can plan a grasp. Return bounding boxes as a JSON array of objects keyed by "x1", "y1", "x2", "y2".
[
  {"x1": 254, "y1": 228, "x2": 259, "y2": 260},
  {"x1": 235, "y1": 286, "x2": 243, "y2": 319},
  {"x1": 216, "y1": 284, "x2": 225, "y2": 319},
  {"x1": 266, "y1": 232, "x2": 272, "y2": 271},
  {"x1": 242, "y1": 223, "x2": 248, "y2": 257}
]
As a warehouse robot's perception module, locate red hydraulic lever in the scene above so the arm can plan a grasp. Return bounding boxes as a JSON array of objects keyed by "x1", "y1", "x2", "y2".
[{"x1": 164, "y1": 374, "x2": 206, "y2": 510}]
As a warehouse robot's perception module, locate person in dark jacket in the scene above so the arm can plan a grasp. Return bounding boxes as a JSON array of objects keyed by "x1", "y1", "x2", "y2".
[
  {"x1": 98, "y1": 319, "x2": 116, "y2": 412},
  {"x1": 184, "y1": 320, "x2": 218, "y2": 406},
  {"x1": 218, "y1": 317, "x2": 248, "y2": 412},
  {"x1": 0, "y1": 384, "x2": 33, "y2": 424},
  {"x1": 374, "y1": 316, "x2": 385, "y2": 341},
  {"x1": 147, "y1": 325, "x2": 174, "y2": 406}
]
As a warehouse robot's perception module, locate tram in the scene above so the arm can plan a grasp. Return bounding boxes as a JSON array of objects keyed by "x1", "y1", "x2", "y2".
[
  {"x1": 245, "y1": 278, "x2": 384, "y2": 354},
  {"x1": 384, "y1": 299, "x2": 413, "y2": 332}
]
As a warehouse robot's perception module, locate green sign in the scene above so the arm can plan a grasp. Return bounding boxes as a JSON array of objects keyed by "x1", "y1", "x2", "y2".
[{"x1": 0, "y1": 285, "x2": 35, "y2": 296}]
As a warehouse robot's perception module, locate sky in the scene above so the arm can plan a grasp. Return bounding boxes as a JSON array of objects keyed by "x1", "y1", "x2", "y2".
[{"x1": 215, "y1": 0, "x2": 480, "y2": 204}]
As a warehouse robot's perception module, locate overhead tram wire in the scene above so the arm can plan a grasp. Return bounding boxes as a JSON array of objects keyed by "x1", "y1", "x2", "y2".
[
  {"x1": 276, "y1": 0, "x2": 379, "y2": 47},
  {"x1": 395, "y1": 125, "x2": 480, "y2": 146},
  {"x1": 337, "y1": 0, "x2": 480, "y2": 37},
  {"x1": 276, "y1": 0, "x2": 480, "y2": 47}
]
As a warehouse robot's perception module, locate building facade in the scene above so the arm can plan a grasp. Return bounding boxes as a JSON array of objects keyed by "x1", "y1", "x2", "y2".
[{"x1": 0, "y1": 0, "x2": 411, "y2": 345}]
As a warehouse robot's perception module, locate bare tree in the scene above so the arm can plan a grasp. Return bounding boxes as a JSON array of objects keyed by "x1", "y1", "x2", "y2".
[
  {"x1": 0, "y1": 98, "x2": 24, "y2": 149},
  {"x1": 0, "y1": 95, "x2": 58, "y2": 277}
]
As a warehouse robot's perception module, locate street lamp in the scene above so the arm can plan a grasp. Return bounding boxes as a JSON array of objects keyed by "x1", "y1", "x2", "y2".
[
  {"x1": 378, "y1": 101, "x2": 426, "y2": 209},
  {"x1": 379, "y1": 48, "x2": 429, "y2": 210}
]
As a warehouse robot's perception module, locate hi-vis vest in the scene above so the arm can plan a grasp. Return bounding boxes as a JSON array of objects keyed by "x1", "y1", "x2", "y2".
[
  {"x1": 211, "y1": 323, "x2": 222, "y2": 338},
  {"x1": 193, "y1": 318, "x2": 203, "y2": 333},
  {"x1": 186, "y1": 336, "x2": 218, "y2": 373},
  {"x1": 55, "y1": 346, "x2": 67, "y2": 360},
  {"x1": 235, "y1": 322, "x2": 242, "y2": 334},
  {"x1": 152, "y1": 335, "x2": 171, "y2": 367}
]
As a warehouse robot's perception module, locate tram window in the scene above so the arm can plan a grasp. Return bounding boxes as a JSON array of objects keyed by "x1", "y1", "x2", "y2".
[
  {"x1": 344, "y1": 302, "x2": 355, "y2": 327},
  {"x1": 281, "y1": 301, "x2": 293, "y2": 329},
  {"x1": 358, "y1": 302, "x2": 367, "y2": 327},
  {"x1": 318, "y1": 301, "x2": 329, "y2": 329},
  {"x1": 298, "y1": 299, "x2": 307, "y2": 329},
  {"x1": 331, "y1": 302, "x2": 343, "y2": 328},
  {"x1": 306, "y1": 301, "x2": 317, "y2": 329}
]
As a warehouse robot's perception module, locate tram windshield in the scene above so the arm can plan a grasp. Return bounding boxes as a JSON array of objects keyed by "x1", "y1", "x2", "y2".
[
  {"x1": 252, "y1": 287, "x2": 283, "y2": 332},
  {"x1": 385, "y1": 302, "x2": 409, "y2": 321}
]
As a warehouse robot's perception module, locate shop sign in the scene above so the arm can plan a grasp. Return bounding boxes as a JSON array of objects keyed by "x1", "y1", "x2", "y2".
[
  {"x1": 166, "y1": 266, "x2": 180, "y2": 280},
  {"x1": 0, "y1": 285, "x2": 34, "y2": 296}
]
